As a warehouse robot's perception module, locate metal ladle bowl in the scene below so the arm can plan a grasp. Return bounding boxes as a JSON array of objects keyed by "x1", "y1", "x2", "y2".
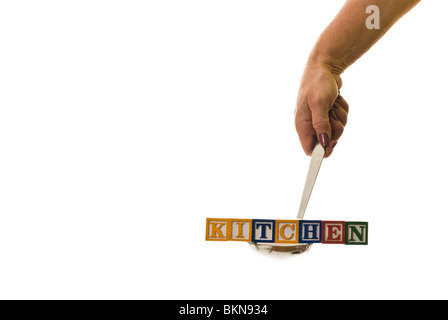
[
  {"x1": 249, "y1": 243, "x2": 312, "y2": 257},
  {"x1": 249, "y1": 143, "x2": 324, "y2": 258}
]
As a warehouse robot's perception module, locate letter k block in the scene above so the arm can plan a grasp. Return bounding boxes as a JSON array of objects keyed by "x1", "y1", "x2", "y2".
[{"x1": 205, "y1": 218, "x2": 229, "y2": 241}]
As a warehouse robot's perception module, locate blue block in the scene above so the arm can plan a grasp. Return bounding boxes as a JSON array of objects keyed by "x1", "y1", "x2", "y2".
[
  {"x1": 251, "y1": 219, "x2": 276, "y2": 243},
  {"x1": 298, "y1": 220, "x2": 322, "y2": 243}
]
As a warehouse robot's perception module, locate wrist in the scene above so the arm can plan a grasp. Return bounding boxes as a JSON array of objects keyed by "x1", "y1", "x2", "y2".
[
  {"x1": 306, "y1": 51, "x2": 347, "y2": 77},
  {"x1": 301, "y1": 57, "x2": 343, "y2": 91}
]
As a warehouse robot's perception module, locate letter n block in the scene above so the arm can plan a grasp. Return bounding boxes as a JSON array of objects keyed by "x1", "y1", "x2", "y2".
[
  {"x1": 205, "y1": 218, "x2": 229, "y2": 241},
  {"x1": 252, "y1": 219, "x2": 276, "y2": 243},
  {"x1": 345, "y1": 222, "x2": 368, "y2": 245},
  {"x1": 228, "y1": 219, "x2": 252, "y2": 242},
  {"x1": 298, "y1": 220, "x2": 322, "y2": 243},
  {"x1": 275, "y1": 220, "x2": 299, "y2": 244},
  {"x1": 322, "y1": 221, "x2": 346, "y2": 244}
]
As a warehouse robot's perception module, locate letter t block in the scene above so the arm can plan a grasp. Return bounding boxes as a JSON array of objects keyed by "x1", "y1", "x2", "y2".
[{"x1": 252, "y1": 219, "x2": 276, "y2": 243}]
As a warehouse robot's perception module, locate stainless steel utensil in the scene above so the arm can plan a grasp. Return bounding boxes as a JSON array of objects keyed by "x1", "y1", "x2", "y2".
[{"x1": 250, "y1": 143, "x2": 325, "y2": 256}]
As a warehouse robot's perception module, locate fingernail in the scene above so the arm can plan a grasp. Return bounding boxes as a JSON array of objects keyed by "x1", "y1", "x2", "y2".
[
  {"x1": 330, "y1": 110, "x2": 339, "y2": 121},
  {"x1": 318, "y1": 133, "x2": 330, "y2": 148}
]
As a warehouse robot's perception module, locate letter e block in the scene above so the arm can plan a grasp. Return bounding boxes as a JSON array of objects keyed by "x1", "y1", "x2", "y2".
[
  {"x1": 275, "y1": 220, "x2": 299, "y2": 243},
  {"x1": 345, "y1": 222, "x2": 368, "y2": 245},
  {"x1": 322, "y1": 221, "x2": 346, "y2": 244},
  {"x1": 205, "y1": 218, "x2": 229, "y2": 241},
  {"x1": 228, "y1": 219, "x2": 252, "y2": 242},
  {"x1": 298, "y1": 220, "x2": 322, "y2": 243},
  {"x1": 252, "y1": 219, "x2": 276, "y2": 243}
]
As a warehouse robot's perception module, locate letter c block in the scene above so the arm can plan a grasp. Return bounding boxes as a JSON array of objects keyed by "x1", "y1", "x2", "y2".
[{"x1": 275, "y1": 220, "x2": 299, "y2": 243}]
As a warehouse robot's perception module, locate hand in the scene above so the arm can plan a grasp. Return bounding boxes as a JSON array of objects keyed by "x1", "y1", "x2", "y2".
[{"x1": 294, "y1": 63, "x2": 349, "y2": 157}]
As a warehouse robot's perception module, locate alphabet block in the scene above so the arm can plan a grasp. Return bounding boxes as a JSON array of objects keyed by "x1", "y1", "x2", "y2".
[
  {"x1": 228, "y1": 219, "x2": 252, "y2": 242},
  {"x1": 205, "y1": 218, "x2": 229, "y2": 241},
  {"x1": 205, "y1": 218, "x2": 368, "y2": 246},
  {"x1": 298, "y1": 220, "x2": 322, "y2": 243},
  {"x1": 252, "y1": 219, "x2": 276, "y2": 243},
  {"x1": 322, "y1": 221, "x2": 346, "y2": 244},
  {"x1": 345, "y1": 222, "x2": 368, "y2": 245},
  {"x1": 275, "y1": 220, "x2": 299, "y2": 244}
]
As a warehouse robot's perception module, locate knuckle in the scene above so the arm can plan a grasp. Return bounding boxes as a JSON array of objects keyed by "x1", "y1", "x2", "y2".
[
  {"x1": 312, "y1": 119, "x2": 330, "y2": 131},
  {"x1": 308, "y1": 93, "x2": 330, "y2": 110}
]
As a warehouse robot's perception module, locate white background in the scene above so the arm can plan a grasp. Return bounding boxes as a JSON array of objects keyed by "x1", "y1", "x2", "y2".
[{"x1": 0, "y1": 0, "x2": 447, "y2": 299}]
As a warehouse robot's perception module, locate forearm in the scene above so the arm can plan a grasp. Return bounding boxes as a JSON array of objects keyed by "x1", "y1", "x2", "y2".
[{"x1": 307, "y1": 0, "x2": 421, "y2": 75}]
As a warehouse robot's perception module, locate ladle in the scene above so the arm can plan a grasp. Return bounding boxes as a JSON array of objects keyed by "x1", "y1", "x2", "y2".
[{"x1": 249, "y1": 143, "x2": 325, "y2": 256}]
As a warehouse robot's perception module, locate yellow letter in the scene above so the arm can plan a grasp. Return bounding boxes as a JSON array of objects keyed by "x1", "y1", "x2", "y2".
[
  {"x1": 211, "y1": 222, "x2": 225, "y2": 238},
  {"x1": 280, "y1": 223, "x2": 295, "y2": 240},
  {"x1": 235, "y1": 222, "x2": 245, "y2": 238}
]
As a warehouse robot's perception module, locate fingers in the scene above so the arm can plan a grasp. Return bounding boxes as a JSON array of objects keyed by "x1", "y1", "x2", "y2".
[
  {"x1": 324, "y1": 140, "x2": 339, "y2": 158},
  {"x1": 324, "y1": 95, "x2": 348, "y2": 157},
  {"x1": 329, "y1": 111, "x2": 344, "y2": 141},
  {"x1": 332, "y1": 101, "x2": 348, "y2": 126},
  {"x1": 296, "y1": 93, "x2": 340, "y2": 157},
  {"x1": 295, "y1": 120, "x2": 317, "y2": 156},
  {"x1": 295, "y1": 105, "x2": 317, "y2": 156},
  {"x1": 294, "y1": 68, "x2": 349, "y2": 158},
  {"x1": 307, "y1": 94, "x2": 332, "y2": 150},
  {"x1": 328, "y1": 101, "x2": 347, "y2": 141},
  {"x1": 336, "y1": 95, "x2": 349, "y2": 113}
]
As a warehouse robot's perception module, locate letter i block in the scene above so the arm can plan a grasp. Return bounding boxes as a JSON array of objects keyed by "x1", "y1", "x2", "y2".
[
  {"x1": 298, "y1": 220, "x2": 322, "y2": 243},
  {"x1": 205, "y1": 218, "x2": 229, "y2": 241},
  {"x1": 252, "y1": 219, "x2": 276, "y2": 243},
  {"x1": 345, "y1": 222, "x2": 368, "y2": 245},
  {"x1": 275, "y1": 220, "x2": 299, "y2": 244},
  {"x1": 228, "y1": 219, "x2": 252, "y2": 242},
  {"x1": 322, "y1": 221, "x2": 346, "y2": 244}
]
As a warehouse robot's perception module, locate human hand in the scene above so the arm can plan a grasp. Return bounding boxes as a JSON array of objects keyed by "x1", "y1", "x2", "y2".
[{"x1": 294, "y1": 63, "x2": 349, "y2": 157}]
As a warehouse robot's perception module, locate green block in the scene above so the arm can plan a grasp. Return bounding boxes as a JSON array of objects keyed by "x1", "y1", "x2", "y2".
[{"x1": 345, "y1": 222, "x2": 368, "y2": 245}]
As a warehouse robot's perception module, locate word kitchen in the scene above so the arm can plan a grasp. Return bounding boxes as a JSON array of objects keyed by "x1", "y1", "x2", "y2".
[{"x1": 205, "y1": 218, "x2": 368, "y2": 245}]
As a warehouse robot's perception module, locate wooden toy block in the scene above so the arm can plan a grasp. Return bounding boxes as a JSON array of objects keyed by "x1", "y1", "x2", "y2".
[
  {"x1": 205, "y1": 218, "x2": 229, "y2": 241},
  {"x1": 251, "y1": 219, "x2": 276, "y2": 243},
  {"x1": 322, "y1": 221, "x2": 346, "y2": 244},
  {"x1": 298, "y1": 220, "x2": 322, "y2": 243},
  {"x1": 228, "y1": 219, "x2": 252, "y2": 242},
  {"x1": 275, "y1": 220, "x2": 299, "y2": 244},
  {"x1": 345, "y1": 222, "x2": 368, "y2": 245},
  {"x1": 205, "y1": 218, "x2": 369, "y2": 246}
]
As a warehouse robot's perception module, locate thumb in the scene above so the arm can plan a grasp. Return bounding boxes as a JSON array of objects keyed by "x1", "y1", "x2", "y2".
[{"x1": 311, "y1": 105, "x2": 332, "y2": 149}]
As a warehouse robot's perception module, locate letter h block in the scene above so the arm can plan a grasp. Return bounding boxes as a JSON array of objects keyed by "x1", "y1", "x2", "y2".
[{"x1": 298, "y1": 220, "x2": 322, "y2": 243}]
